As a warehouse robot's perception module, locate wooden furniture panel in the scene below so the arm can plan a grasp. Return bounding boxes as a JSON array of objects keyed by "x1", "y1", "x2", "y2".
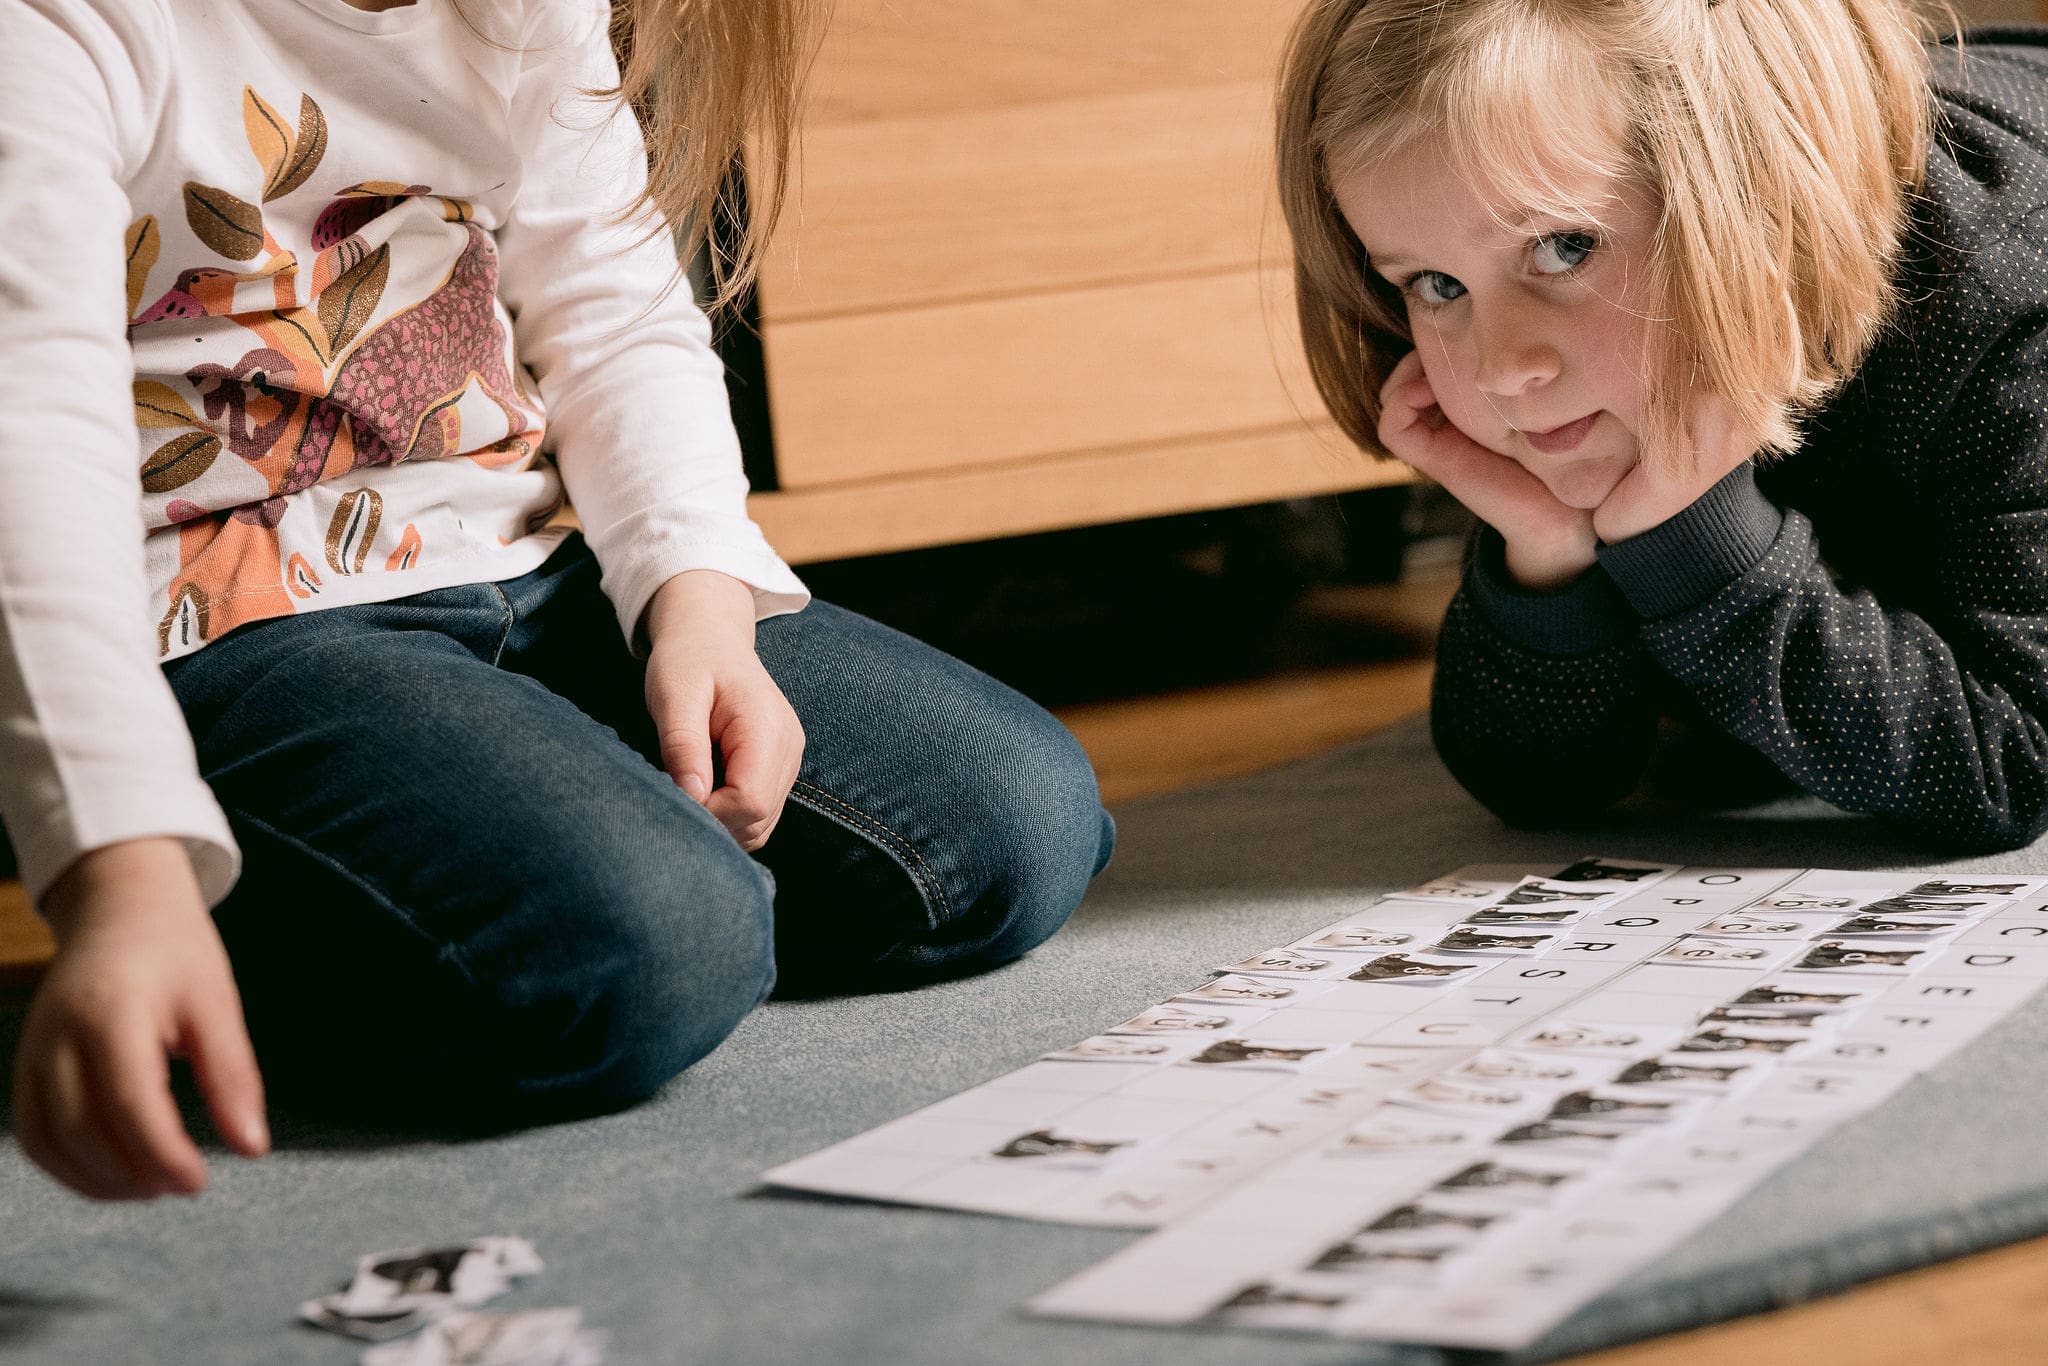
[
  {"x1": 766, "y1": 268, "x2": 1318, "y2": 486},
  {"x1": 760, "y1": 81, "x2": 1282, "y2": 319},
  {"x1": 749, "y1": 422, "x2": 1401, "y2": 563},
  {"x1": 0, "y1": 878, "x2": 50, "y2": 971},
  {"x1": 798, "y1": 0, "x2": 1303, "y2": 125},
  {"x1": 746, "y1": 0, "x2": 1411, "y2": 566}
]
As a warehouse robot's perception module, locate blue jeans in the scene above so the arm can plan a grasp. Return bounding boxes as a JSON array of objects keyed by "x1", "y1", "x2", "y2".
[{"x1": 162, "y1": 534, "x2": 1114, "y2": 1124}]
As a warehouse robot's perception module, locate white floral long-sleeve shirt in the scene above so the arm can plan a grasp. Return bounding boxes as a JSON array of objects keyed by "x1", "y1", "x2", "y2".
[{"x1": 0, "y1": 0, "x2": 808, "y2": 907}]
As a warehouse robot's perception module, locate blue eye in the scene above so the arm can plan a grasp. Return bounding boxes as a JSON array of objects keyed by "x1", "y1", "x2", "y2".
[
  {"x1": 1411, "y1": 271, "x2": 1466, "y2": 306},
  {"x1": 1533, "y1": 230, "x2": 1596, "y2": 275}
]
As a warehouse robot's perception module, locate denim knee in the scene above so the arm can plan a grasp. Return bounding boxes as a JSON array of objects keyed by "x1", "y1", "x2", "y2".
[
  {"x1": 928, "y1": 710, "x2": 1113, "y2": 973},
  {"x1": 490, "y1": 835, "x2": 777, "y2": 1114}
]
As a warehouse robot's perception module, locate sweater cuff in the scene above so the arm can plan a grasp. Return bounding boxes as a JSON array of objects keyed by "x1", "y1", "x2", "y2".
[
  {"x1": 1465, "y1": 527, "x2": 1636, "y2": 656},
  {"x1": 1597, "y1": 463, "x2": 1784, "y2": 619}
]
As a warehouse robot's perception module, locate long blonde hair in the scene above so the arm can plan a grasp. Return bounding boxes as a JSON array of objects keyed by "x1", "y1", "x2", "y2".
[
  {"x1": 606, "y1": 0, "x2": 821, "y2": 312},
  {"x1": 1277, "y1": 0, "x2": 1946, "y2": 468},
  {"x1": 452, "y1": 0, "x2": 818, "y2": 312}
]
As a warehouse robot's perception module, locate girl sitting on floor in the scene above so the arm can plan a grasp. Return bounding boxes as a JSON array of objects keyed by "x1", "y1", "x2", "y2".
[{"x1": 1, "y1": 0, "x2": 1113, "y2": 1202}]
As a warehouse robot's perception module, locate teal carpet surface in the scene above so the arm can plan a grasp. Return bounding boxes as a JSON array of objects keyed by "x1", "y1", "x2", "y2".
[{"x1": 6, "y1": 717, "x2": 2048, "y2": 1364}]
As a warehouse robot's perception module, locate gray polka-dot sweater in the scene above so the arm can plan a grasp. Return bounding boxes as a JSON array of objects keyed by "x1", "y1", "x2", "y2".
[{"x1": 1433, "y1": 29, "x2": 2048, "y2": 851}]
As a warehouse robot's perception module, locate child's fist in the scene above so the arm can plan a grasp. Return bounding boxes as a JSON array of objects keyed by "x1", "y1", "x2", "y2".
[
  {"x1": 1594, "y1": 394, "x2": 1758, "y2": 545},
  {"x1": 1377, "y1": 351, "x2": 1597, "y2": 590}
]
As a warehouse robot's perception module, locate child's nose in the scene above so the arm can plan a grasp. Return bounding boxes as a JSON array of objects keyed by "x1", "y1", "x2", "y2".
[{"x1": 1470, "y1": 302, "x2": 1561, "y2": 397}]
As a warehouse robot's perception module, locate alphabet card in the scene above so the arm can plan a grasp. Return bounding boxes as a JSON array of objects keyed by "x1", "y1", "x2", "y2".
[{"x1": 761, "y1": 859, "x2": 2048, "y2": 1350}]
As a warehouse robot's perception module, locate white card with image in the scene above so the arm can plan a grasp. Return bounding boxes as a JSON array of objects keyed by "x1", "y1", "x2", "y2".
[
  {"x1": 1433, "y1": 925, "x2": 1562, "y2": 956},
  {"x1": 1329, "y1": 1112, "x2": 1494, "y2": 1159},
  {"x1": 1180, "y1": 1038, "x2": 1338, "y2": 1072},
  {"x1": 1383, "y1": 870, "x2": 1524, "y2": 904},
  {"x1": 1502, "y1": 1018, "x2": 1687, "y2": 1058},
  {"x1": 1426, "y1": 1153, "x2": 1598, "y2": 1207},
  {"x1": 1855, "y1": 894, "x2": 1998, "y2": 919},
  {"x1": 1463, "y1": 904, "x2": 1592, "y2": 927},
  {"x1": 1110, "y1": 1003, "x2": 1275, "y2": 1036},
  {"x1": 1905, "y1": 876, "x2": 2046, "y2": 899},
  {"x1": 1648, "y1": 937, "x2": 1802, "y2": 970},
  {"x1": 1607, "y1": 1052, "x2": 1770, "y2": 1094},
  {"x1": 1219, "y1": 947, "x2": 1349, "y2": 978},
  {"x1": 1045, "y1": 1034, "x2": 1210, "y2": 1065},
  {"x1": 1791, "y1": 939, "x2": 1934, "y2": 975},
  {"x1": 1488, "y1": 1119, "x2": 1646, "y2": 1157},
  {"x1": 1177, "y1": 973, "x2": 1335, "y2": 1005},
  {"x1": 1670, "y1": 1027, "x2": 1814, "y2": 1059},
  {"x1": 1545, "y1": 858, "x2": 1679, "y2": 888},
  {"x1": 1477, "y1": 877, "x2": 1627, "y2": 912},
  {"x1": 1695, "y1": 911, "x2": 1838, "y2": 938},
  {"x1": 1452, "y1": 1049, "x2": 1611, "y2": 1087},
  {"x1": 1748, "y1": 890, "x2": 1863, "y2": 913},
  {"x1": 1389, "y1": 1076, "x2": 1556, "y2": 1120},
  {"x1": 1827, "y1": 914, "x2": 1966, "y2": 938},
  {"x1": 981, "y1": 1125, "x2": 1147, "y2": 1172},
  {"x1": 1540, "y1": 1087, "x2": 1699, "y2": 1127},
  {"x1": 1294, "y1": 924, "x2": 1426, "y2": 952},
  {"x1": 1696, "y1": 1003, "x2": 1838, "y2": 1032},
  {"x1": 1725, "y1": 980, "x2": 1878, "y2": 1011},
  {"x1": 1344, "y1": 951, "x2": 1498, "y2": 986}
]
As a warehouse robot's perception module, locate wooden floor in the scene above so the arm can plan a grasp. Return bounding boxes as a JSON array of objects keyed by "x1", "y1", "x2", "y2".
[
  {"x1": 2, "y1": 566, "x2": 2044, "y2": 1361},
  {"x1": 0, "y1": 880, "x2": 47, "y2": 976}
]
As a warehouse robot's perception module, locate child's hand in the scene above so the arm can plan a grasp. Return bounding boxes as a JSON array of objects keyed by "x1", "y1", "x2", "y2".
[
  {"x1": 13, "y1": 837, "x2": 268, "y2": 1200},
  {"x1": 1593, "y1": 394, "x2": 1756, "y2": 544},
  {"x1": 642, "y1": 570, "x2": 804, "y2": 851},
  {"x1": 1377, "y1": 350, "x2": 1598, "y2": 589}
]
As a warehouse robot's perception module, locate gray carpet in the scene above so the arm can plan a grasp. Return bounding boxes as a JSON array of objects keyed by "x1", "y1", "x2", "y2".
[{"x1": 6, "y1": 715, "x2": 2048, "y2": 1365}]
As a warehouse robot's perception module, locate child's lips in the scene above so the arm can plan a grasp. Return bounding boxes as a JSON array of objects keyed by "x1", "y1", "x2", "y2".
[{"x1": 1519, "y1": 413, "x2": 1598, "y2": 455}]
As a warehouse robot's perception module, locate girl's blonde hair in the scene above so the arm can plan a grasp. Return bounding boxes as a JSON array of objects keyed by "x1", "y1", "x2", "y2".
[
  {"x1": 607, "y1": 0, "x2": 821, "y2": 312},
  {"x1": 452, "y1": 0, "x2": 817, "y2": 313},
  {"x1": 1277, "y1": 0, "x2": 1948, "y2": 468}
]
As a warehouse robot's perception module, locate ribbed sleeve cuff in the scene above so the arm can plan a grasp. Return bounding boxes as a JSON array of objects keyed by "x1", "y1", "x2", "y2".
[
  {"x1": 1465, "y1": 527, "x2": 1636, "y2": 656},
  {"x1": 1597, "y1": 463, "x2": 1784, "y2": 619}
]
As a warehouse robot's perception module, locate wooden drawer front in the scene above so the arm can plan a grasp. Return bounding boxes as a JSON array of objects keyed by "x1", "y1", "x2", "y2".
[
  {"x1": 752, "y1": 0, "x2": 1354, "y2": 522},
  {"x1": 759, "y1": 81, "x2": 1282, "y2": 320},
  {"x1": 763, "y1": 268, "x2": 1318, "y2": 487},
  {"x1": 749, "y1": 424, "x2": 1403, "y2": 564},
  {"x1": 795, "y1": 0, "x2": 1303, "y2": 126}
]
